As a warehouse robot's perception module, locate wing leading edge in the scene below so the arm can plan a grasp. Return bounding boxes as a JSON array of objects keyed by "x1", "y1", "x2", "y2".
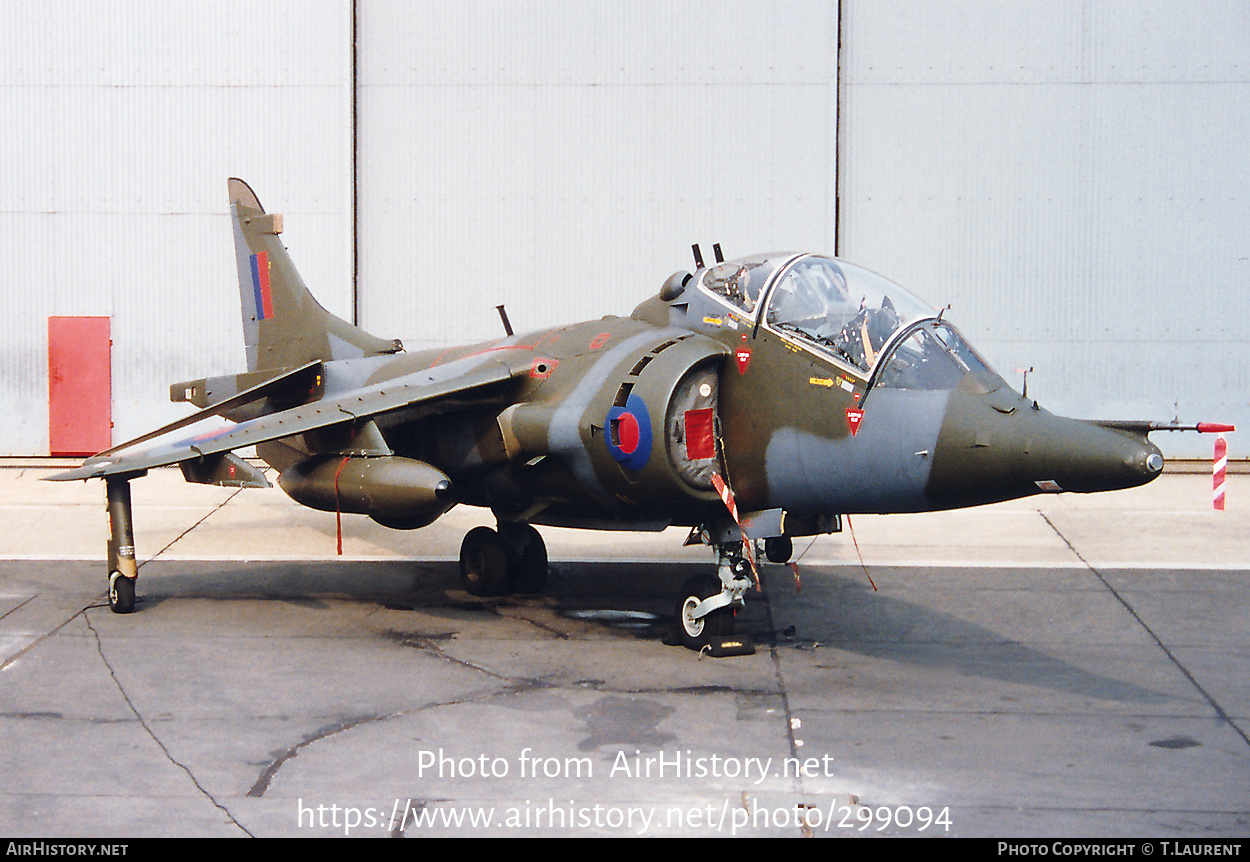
[{"x1": 48, "y1": 356, "x2": 519, "y2": 482}]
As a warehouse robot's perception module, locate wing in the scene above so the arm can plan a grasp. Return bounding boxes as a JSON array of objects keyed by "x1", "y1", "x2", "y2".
[
  {"x1": 47, "y1": 356, "x2": 518, "y2": 482},
  {"x1": 95, "y1": 360, "x2": 325, "y2": 458}
]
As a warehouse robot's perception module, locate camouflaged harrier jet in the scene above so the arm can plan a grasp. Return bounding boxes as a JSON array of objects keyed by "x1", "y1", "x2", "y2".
[{"x1": 49, "y1": 179, "x2": 1232, "y2": 651}]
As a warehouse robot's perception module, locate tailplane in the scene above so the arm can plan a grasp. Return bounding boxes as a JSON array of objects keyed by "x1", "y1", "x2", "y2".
[{"x1": 229, "y1": 178, "x2": 400, "y2": 371}]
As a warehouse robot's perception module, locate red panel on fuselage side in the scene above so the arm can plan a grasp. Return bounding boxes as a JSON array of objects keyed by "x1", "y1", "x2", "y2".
[{"x1": 684, "y1": 408, "x2": 716, "y2": 460}]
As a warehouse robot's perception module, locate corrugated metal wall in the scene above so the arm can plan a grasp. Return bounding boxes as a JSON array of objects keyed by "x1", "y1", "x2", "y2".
[
  {"x1": 839, "y1": 0, "x2": 1250, "y2": 456},
  {"x1": 0, "y1": 0, "x2": 355, "y2": 449},
  {"x1": 3, "y1": 1, "x2": 1246, "y2": 458},
  {"x1": 354, "y1": 0, "x2": 840, "y2": 349}
]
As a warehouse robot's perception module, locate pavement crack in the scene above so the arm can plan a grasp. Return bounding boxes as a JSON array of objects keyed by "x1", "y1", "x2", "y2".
[
  {"x1": 139, "y1": 488, "x2": 245, "y2": 568},
  {"x1": 84, "y1": 611, "x2": 255, "y2": 836},
  {"x1": 494, "y1": 606, "x2": 571, "y2": 640},
  {"x1": 0, "y1": 604, "x2": 97, "y2": 672},
  {"x1": 758, "y1": 573, "x2": 810, "y2": 826},
  {"x1": 0, "y1": 594, "x2": 37, "y2": 623},
  {"x1": 399, "y1": 633, "x2": 520, "y2": 682},
  {"x1": 1040, "y1": 512, "x2": 1250, "y2": 751},
  {"x1": 248, "y1": 714, "x2": 394, "y2": 798},
  {"x1": 249, "y1": 680, "x2": 552, "y2": 803}
]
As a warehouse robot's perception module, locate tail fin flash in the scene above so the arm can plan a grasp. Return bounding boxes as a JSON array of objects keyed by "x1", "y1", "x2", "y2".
[{"x1": 229, "y1": 178, "x2": 400, "y2": 371}]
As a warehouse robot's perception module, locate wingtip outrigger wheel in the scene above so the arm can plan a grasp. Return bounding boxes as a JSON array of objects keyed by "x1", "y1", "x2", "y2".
[
  {"x1": 107, "y1": 571, "x2": 136, "y2": 614},
  {"x1": 105, "y1": 476, "x2": 140, "y2": 614}
]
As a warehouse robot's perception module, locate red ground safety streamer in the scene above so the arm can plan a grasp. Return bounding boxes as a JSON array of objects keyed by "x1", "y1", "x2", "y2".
[
  {"x1": 333, "y1": 455, "x2": 350, "y2": 555},
  {"x1": 710, "y1": 473, "x2": 761, "y2": 590},
  {"x1": 846, "y1": 515, "x2": 877, "y2": 592}
]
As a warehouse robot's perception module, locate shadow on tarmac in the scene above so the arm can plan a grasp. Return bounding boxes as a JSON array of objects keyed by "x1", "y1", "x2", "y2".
[{"x1": 106, "y1": 558, "x2": 1170, "y2": 707}]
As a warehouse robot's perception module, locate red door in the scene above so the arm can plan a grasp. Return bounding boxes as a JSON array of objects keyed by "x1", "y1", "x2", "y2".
[{"x1": 48, "y1": 316, "x2": 112, "y2": 456}]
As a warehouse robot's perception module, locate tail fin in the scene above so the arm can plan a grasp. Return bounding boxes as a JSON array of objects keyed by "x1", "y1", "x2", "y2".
[{"x1": 229, "y1": 178, "x2": 400, "y2": 371}]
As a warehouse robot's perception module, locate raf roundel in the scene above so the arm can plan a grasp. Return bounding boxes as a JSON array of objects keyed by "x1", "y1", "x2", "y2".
[{"x1": 605, "y1": 393, "x2": 653, "y2": 471}]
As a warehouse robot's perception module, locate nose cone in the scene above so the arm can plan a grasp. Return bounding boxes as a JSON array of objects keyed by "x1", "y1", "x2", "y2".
[
  {"x1": 1032, "y1": 416, "x2": 1164, "y2": 492},
  {"x1": 926, "y1": 389, "x2": 1165, "y2": 507}
]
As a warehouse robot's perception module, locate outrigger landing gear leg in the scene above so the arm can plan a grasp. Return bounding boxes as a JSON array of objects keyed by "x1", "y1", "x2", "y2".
[
  {"x1": 673, "y1": 543, "x2": 754, "y2": 652},
  {"x1": 105, "y1": 476, "x2": 139, "y2": 614}
]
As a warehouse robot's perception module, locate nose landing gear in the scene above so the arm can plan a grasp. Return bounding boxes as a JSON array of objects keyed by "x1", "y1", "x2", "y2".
[{"x1": 672, "y1": 544, "x2": 754, "y2": 652}]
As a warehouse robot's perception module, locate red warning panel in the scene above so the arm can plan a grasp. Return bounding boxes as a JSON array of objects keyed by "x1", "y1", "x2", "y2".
[
  {"x1": 48, "y1": 316, "x2": 112, "y2": 456},
  {"x1": 684, "y1": 408, "x2": 716, "y2": 460}
]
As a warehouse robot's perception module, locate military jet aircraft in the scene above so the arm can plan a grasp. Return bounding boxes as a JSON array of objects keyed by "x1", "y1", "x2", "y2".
[{"x1": 50, "y1": 179, "x2": 1233, "y2": 651}]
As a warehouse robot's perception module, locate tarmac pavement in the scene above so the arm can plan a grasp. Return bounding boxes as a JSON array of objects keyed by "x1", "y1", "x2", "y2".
[{"x1": 0, "y1": 464, "x2": 1246, "y2": 838}]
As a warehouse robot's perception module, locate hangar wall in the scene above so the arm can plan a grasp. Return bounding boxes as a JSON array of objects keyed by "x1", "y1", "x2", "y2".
[
  {"x1": 1, "y1": 0, "x2": 838, "y2": 453},
  {"x1": 2, "y1": 2, "x2": 1245, "y2": 459},
  {"x1": 0, "y1": 0, "x2": 358, "y2": 451},
  {"x1": 838, "y1": 0, "x2": 1250, "y2": 457},
  {"x1": 353, "y1": 0, "x2": 840, "y2": 349}
]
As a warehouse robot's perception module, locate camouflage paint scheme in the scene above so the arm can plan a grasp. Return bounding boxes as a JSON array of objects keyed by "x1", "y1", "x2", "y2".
[{"x1": 52, "y1": 179, "x2": 1192, "y2": 648}]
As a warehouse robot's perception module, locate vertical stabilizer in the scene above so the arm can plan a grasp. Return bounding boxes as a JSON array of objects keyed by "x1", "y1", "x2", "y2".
[{"x1": 229, "y1": 178, "x2": 399, "y2": 371}]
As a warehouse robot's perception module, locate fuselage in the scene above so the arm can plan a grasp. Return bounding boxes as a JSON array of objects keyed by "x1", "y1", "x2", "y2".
[{"x1": 259, "y1": 254, "x2": 1162, "y2": 534}]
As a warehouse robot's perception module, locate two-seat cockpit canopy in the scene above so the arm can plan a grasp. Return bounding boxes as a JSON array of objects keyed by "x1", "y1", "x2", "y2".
[{"x1": 698, "y1": 253, "x2": 1001, "y2": 393}]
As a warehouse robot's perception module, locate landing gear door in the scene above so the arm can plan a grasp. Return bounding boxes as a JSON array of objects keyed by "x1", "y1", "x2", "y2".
[{"x1": 665, "y1": 363, "x2": 721, "y2": 491}]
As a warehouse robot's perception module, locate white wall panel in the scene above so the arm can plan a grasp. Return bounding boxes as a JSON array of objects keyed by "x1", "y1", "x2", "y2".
[
  {"x1": 840, "y1": 0, "x2": 1250, "y2": 457},
  {"x1": 355, "y1": 0, "x2": 840, "y2": 349},
  {"x1": 1, "y1": 0, "x2": 348, "y2": 87},
  {"x1": 9, "y1": 0, "x2": 1244, "y2": 463},
  {"x1": 0, "y1": 1, "x2": 353, "y2": 451}
]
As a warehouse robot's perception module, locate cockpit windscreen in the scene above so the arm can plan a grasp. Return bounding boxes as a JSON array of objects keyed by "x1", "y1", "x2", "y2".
[
  {"x1": 763, "y1": 256, "x2": 935, "y2": 373},
  {"x1": 700, "y1": 254, "x2": 788, "y2": 314}
]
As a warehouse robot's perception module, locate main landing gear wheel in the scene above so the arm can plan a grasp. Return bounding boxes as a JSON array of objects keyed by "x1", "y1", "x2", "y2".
[
  {"x1": 108, "y1": 573, "x2": 136, "y2": 614},
  {"x1": 506, "y1": 524, "x2": 548, "y2": 594},
  {"x1": 674, "y1": 574, "x2": 733, "y2": 651},
  {"x1": 459, "y1": 524, "x2": 549, "y2": 596},
  {"x1": 459, "y1": 527, "x2": 509, "y2": 597}
]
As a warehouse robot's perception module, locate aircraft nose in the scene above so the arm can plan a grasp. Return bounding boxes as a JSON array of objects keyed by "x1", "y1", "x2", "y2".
[
  {"x1": 926, "y1": 391, "x2": 1165, "y2": 505},
  {"x1": 1032, "y1": 415, "x2": 1164, "y2": 492}
]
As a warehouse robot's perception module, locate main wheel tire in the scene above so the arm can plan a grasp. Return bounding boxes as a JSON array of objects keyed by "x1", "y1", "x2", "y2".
[
  {"x1": 459, "y1": 527, "x2": 509, "y2": 597},
  {"x1": 108, "y1": 573, "x2": 136, "y2": 614},
  {"x1": 673, "y1": 574, "x2": 733, "y2": 651},
  {"x1": 764, "y1": 536, "x2": 793, "y2": 564},
  {"x1": 507, "y1": 524, "x2": 548, "y2": 594}
]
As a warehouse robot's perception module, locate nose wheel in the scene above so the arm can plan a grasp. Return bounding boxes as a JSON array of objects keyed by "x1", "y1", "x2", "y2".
[
  {"x1": 674, "y1": 574, "x2": 734, "y2": 650},
  {"x1": 671, "y1": 545, "x2": 753, "y2": 651}
]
